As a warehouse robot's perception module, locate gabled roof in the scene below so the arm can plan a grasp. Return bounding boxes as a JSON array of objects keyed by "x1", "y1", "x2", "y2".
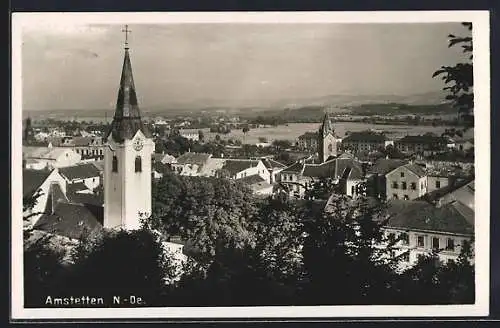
[
  {"x1": 387, "y1": 163, "x2": 426, "y2": 178},
  {"x1": 336, "y1": 158, "x2": 364, "y2": 180},
  {"x1": 67, "y1": 192, "x2": 104, "y2": 207},
  {"x1": 370, "y1": 159, "x2": 408, "y2": 175},
  {"x1": 175, "y1": 152, "x2": 212, "y2": 166},
  {"x1": 303, "y1": 159, "x2": 337, "y2": 178},
  {"x1": 67, "y1": 182, "x2": 89, "y2": 193},
  {"x1": 23, "y1": 169, "x2": 52, "y2": 198},
  {"x1": 34, "y1": 202, "x2": 103, "y2": 240},
  {"x1": 404, "y1": 163, "x2": 427, "y2": 177},
  {"x1": 238, "y1": 174, "x2": 268, "y2": 186},
  {"x1": 281, "y1": 161, "x2": 305, "y2": 174},
  {"x1": 106, "y1": 48, "x2": 151, "y2": 143},
  {"x1": 92, "y1": 160, "x2": 105, "y2": 172},
  {"x1": 261, "y1": 158, "x2": 287, "y2": 170},
  {"x1": 59, "y1": 163, "x2": 101, "y2": 181},
  {"x1": 343, "y1": 131, "x2": 387, "y2": 142},
  {"x1": 386, "y1": 200, "x2": 474, "y2": 235},
  {"x1": 222, "y1": 159, "x2": 260, "y2": 175},
  {"x1": 44, "y1": 183, "x2": 68, "y2": 214}
]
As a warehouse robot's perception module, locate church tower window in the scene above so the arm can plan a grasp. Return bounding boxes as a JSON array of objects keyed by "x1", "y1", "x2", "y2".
[
  {"x1": 135, "y1": 156, "x2": 142, "y2": 172},
  {"x1": 112, "y1": 155, "x2": 118, "y2": 172}
]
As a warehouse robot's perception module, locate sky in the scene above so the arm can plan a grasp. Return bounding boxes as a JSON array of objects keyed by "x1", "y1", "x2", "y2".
[{"x1": 21, "y1": 22, "x2": 471, "y2": 110}]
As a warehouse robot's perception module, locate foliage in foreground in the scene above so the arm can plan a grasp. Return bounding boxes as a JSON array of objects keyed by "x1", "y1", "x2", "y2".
[{"x1": 23, "y1": 174, "x2": 475, "y2": 307}]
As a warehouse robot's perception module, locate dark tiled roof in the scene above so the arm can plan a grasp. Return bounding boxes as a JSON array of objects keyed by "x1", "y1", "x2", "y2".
[
  {"x1": 298, "y1": 131, "x2": 319, "y2": 140},
  {"x1": 34, "y1": 202, "x2": 103, "y2": 240},
  {"x1": 67, "y1": 192, "x2": 104, "y2": 206},
  {"x1": 336, "y1": 158, "x2": 364, "y2": 180},
  {"x1": 175, "y1": 152, "x2": 211, "y2": 166},
  {"x1": 281, "y1": 162, "x2": 305, "y2": 174},
  {"x1": 106, "y1": 49, "x2": 152, "y2": 142},
  {"x1": 222, "y1": 159, "x2": 260, "y2": 175},
  {"x1": 370, "y1": 159, "x2": 408, "y2": 175},
  {"x1": 44, "y1": 183, "x2": 69, "y2": 213},
  {"x1": 67, "y1": 182, "x2": 89, "y2": 193},
  {"x1": 303, "y1": 160, "x2": 337, "y2": 178},
  {"x1": 420, "y1": 178, "x2": 473, "y2": 202},
  {"x1": 59, "y1": 163, "x2": 101, "y2": 181},
  {"x1": 386, "y1": 200, "x2": 474, "y2": 235},
  {"x1": 261, "y1": 158, "x2": 287, "y2": 170},
  {"x1": 396, "y1": 135, "x2": 450, "y2": 144},
  {"x1": 238, "y1": 174, "x2": 267, "y2": 185},
  {"x1": 343, "y1": 131, "x2": 387, "y2": 142},
  {"x1": 404, "y1": 163, "x2": 427, "y2": 177},
  {"x1": 23, "y1": 169, "x2": 51, "y2": 198}
]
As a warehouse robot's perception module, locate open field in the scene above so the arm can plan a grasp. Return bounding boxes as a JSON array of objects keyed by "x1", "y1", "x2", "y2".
[{"x1": 181, "y1": 122, "x2": 470, "y2": 144}]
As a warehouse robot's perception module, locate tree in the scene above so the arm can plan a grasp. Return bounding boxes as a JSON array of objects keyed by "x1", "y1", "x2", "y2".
[
  {"x1": 151, "y1": 173, "x2": 258, "y2": 262},
  {"x1": 432, "y1": 22, "x2": 474, "y2": 129},
  {"x1": 63, "y1": 228, "x2": 177, "y2": 306},
  {"x1": 272, "y1": 139, "x2": 292, "y2": 151},
  {"x1": 300, "y1": 195, "x2": 400, "y2": 305},
  {"x1": 242, "y1": 125, "x2": 250, "y2": 134}
]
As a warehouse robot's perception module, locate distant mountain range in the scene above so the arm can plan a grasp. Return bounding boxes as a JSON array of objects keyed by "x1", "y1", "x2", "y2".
[{"x1": 24, "y1": 90, "x2": 450, "y2": 119}]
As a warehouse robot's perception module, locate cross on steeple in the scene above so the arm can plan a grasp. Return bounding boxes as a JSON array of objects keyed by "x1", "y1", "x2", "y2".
[{"x1": 122, "y1": 24, "x2": 131, "y2": 49}]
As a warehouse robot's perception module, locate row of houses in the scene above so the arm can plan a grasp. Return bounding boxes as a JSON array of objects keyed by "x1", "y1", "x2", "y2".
[
  {"x1": 297, "y1": 130, "x2": 473, "y2": 154},
  {"x1": 154, "y1": 152, "x2": 287, "y2": 196},
  {"x1": 22, "y1": 149, "x2": 474, "y2": 270}
]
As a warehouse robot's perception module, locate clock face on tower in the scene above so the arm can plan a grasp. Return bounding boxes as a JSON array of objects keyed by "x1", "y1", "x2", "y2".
[{"x1": 133, "y1": 137, "x2": 144, "y2": 151}]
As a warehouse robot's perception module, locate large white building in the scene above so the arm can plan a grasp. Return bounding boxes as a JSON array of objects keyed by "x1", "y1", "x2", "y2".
[{"x1": 103, "y1": 39, "x2": 154, "y2": 231}]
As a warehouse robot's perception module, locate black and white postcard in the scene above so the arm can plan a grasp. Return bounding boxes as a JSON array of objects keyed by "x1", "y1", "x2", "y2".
[{"x1": 11, "y1": 11, "x2": 490, "y2": 320}]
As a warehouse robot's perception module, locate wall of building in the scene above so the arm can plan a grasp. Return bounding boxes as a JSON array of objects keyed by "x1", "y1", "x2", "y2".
[
  {"x1": 386, "y1": 167, "x2": 427, "y2": 200},
  {"x1": 53, "y1": 150, "x2": 81, "y2": 168},
  {"x1": 427, "y1": 176, "x2": 449, "y2": 193},
  {"x1": 383, "y1": 227, "x2": 473, "y2": 270},
  {"x1": 104, "y1": 132, "x2": 154, "y2": 230}
]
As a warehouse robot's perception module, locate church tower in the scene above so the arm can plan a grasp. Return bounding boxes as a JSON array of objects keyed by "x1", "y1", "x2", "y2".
[
  {"x1": 104, "y1": 26, "x2": 155, "y2": 230},
  {"x1": 318, "y1": 113, "x2": 338, "y2": 163}
]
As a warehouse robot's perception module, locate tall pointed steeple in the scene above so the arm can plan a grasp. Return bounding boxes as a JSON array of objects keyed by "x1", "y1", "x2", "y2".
[
  {"x1": 106, "y1": 25, "x2": 151, "y2": 143},
  {"x1": 318, "y1": 112, "x2": 338, "y2": 163},
  {"x1": 319, "y1": 113, "x2": 334, "y2": 136}
]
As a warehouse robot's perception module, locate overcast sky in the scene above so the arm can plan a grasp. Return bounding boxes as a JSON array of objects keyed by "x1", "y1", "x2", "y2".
[{"x1": 21, "y1": 22, "x2": 471, "y2": 110}]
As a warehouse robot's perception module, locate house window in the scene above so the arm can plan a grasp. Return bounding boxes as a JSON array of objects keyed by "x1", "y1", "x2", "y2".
[
  {"x1": 403, "y1": 195, "x2": 409, "y2": 200},
  {"x1": 411, "y1": 182, "x2": 416, "y2": 190},
  {"x1": 446, "y1": 238, "x2": 455, "y2": 251},
  {"x1": 135, "y1": 156, "x2": 142, "y2": 172},
  {"x1": 401, "y1": 252, "x2": 410, "y2": 262},
  {"x1": 417, "y1": 235, "x2": 425, "y2": 248},
  {"x1": 387, "y1": 233, "x2": 396, "y2": 243},
  {"x1": 402, "y1": 182, "x2": 407, "y2": 190},
  {"x1": 112, "y1": 156, "x2": 118, "y2": 172},
  {"x1": 435, "y1": 180, "x2": 441, "y2": 189},
  {"x1": 400, "y1": 172, "x2": 404, "y2": 178},
  {"x1": 392, "y1": 181, "x2": 398, "y2": 189},
  {"x1": 432, "y1": 237, "x2": 440, "y2": 250},
  {"x1": 400, "y1": 232, "x2": 409, "y2": 245}
]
